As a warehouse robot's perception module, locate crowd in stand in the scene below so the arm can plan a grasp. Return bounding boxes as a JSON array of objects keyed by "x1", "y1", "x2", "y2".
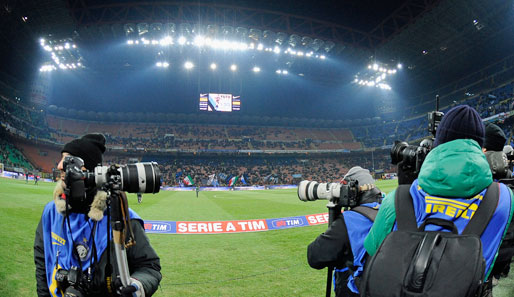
[
  {"x1": 0, "y1": 77, "x2": 513, "y2": 185},
  {"x1": 101, "y1": 151, "x2": 392, "y2": 187}
]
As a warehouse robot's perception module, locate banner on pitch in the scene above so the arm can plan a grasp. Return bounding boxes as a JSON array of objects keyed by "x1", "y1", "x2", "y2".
[{"x1": 144, "y1": 212, "x2": 330, "y2": 234}]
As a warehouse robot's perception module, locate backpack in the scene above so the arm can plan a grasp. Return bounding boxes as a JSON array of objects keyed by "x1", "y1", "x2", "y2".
[{"x1": 360, "y1": 182, "x2": 499, "y2": 297}]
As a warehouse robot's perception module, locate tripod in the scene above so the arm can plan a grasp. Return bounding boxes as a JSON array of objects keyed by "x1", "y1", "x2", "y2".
[{"x1": 325, "y1": 200, "x2": 342, "y2": 297}]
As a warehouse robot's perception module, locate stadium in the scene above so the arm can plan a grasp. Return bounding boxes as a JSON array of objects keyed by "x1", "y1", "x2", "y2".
[{"x1": 1, "y1": 0, "x2": 514, "y2": 296}]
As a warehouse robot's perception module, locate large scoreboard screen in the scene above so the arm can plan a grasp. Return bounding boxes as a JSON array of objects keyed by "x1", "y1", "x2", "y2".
[{"x1": 199, "y1": 93, "x2": 240, "y2": 112}]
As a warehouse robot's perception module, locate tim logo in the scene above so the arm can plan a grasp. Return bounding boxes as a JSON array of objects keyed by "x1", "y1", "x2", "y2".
[
  {"x1": 144, "y1": 222, "x2": 172, "y2": 233},
  {"x1": 271, "y1": 218, "x2": 304, "y2": 228}
]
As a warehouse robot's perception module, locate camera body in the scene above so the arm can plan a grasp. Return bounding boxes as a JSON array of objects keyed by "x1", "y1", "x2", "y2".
[
  {"x1": 390, "y1": 139, "x2": 432, "y2": 176},
  {"x1": 298, "y1": 179, "x2": 373, "y2": 208},
  {"x1": 391, "y1": 98, "x2": 444, "y2": 178},
  {"x1": 56, "y1": 266, "x2": 91, "y2": 297},
  {"x1": 63, "y1": 156, "x2": 161, "y2": 202}
]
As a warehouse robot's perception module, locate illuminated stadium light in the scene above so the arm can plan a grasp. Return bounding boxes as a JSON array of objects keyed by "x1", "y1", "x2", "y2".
[
  {"x1": 151, "y1": 40, "x2": 159, "y2": 45},
  {"x1": 273, "y1": 46, "x2": 281, "y2": 54},
  {"x1": 142, "y1": 39, "x2": 150, "y2": 45},
  {"x1": 276, "y1": 69, "x2": 282, "y2": 74},
  {"x1": 372, "y1": 63, "x2": 379, "y2": 70},
  {"x1": 160, "y1": 36, "x2": 173, "y2": 46},
  {"x1": 257, "y1": 43, "x2": 264, "y2": 51},
  {"x1": 72, "y1": 44, "x2": 76, "y2": 49},
  {"x1": 184, "y1": 61, "x2": 194, "y2": 69},
  {"x1": 282, "y1": 70, "x2": 288, "y2": 75},
  {"x1": 39, "y1": 65, "x2": 56, "y2": 72},
  {"x1": 297, "y1": 51, "x2": 304, "y2": 56},
  {"x1": 43, "y1": 45, "x2": 52, "y2": 52},
  {"x1": 397, "y1": 63, "x2": 403, "y2": 69},
  {"x1": 210, "y1": 63, "x2": 217, "y2": 70},
  {"x1": 230, "y1": 64, "x2": 237, "y2": 71},
  {"x1": 127, "y1": 40, "x2": 134, "y2": 45},
  {"x1": 252, "y1": 66, "x2": 261, "y2": 73},
  {"x1": 178, "y1": 36, "x2": 187, "y2": 45},
  {"x1": 320, "y1": 55, "x2": 326, "y2": 60},
  {"x1": 194, "y1": 35, "x2": 206, "y2": 47},
  {"x1": 64, "y1": 43, "x2": 70, "y2": 49}
]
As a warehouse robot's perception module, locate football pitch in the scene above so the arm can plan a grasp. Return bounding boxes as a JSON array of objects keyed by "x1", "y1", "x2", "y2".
[{"x1": 0, "y1": 178, "x2": 513, "y2": 297}]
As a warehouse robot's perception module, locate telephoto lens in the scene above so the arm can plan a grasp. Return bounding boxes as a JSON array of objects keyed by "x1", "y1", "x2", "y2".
[
  {"x1": 298, "y1": 180, "x2": 341, "y2": 201},
  {"x1": 93, "y1": 162, "x2": 161, "y2": 194}
]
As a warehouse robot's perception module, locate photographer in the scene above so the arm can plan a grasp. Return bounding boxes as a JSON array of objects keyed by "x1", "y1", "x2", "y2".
[
  {"x1": 307, "y1": 166, "x2": 383, "y2": 297},
  {"x1": 34, "y1": 134, "x2": 161, "y2": 297},
  {"x1": 482, "y1": 123, "x2": 514, "y2": 284},
  {"x1": 483, "y1": 122, "x2": 512, "y2": 180},
  {"x1": 364, "y1": 105, "x2": 514, "y2": 296}
]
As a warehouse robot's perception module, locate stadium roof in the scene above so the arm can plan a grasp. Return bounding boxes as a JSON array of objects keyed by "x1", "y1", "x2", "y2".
[{"x1": 1, "y1": 0, "x2": 513, "y2": 111}]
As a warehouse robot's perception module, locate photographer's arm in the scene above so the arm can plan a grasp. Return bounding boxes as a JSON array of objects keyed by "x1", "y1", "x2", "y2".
[
  {"x1": 307, "y1": 214, "x2": 353, "y2": 269},
  {"x1": 363, "y1": 191, "x2": 397, "y2": 256},
  {"x1": 34, "y1": 219, "x2": 51, "y2": 297},
  {"x1": 126, "y1": 219, "x2": 162, "y2": 296}
]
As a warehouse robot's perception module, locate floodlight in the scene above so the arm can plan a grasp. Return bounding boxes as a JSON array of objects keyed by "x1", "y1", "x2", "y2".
[
  {"x1": 297, "y1": 51, "x2": 304, "y2": 56},
  {"x1": 72, "y1": 44, "x2": 76, "y2": 48},
  {"x1": 160, "y1": 36, "x2": 173, "y2": 46},
  {"x1": 381, "y1": 73, "x2": 386, "y2": 79},
  {"x1": 64, "y1": 43, "x2": 70, "y2": 49},
  {"x1": 44, "y1": 45, "x2": 52, "y2": 51},
  {"x1": 210, "y1": 63, "x2": 217, "y2": 70},
  {"x1": 354, "y1": 78, "x2": 359, "y2": 83},
  {"x1": 40, "y1": 38, "x2": 45, "y2": 44},
  {"x1": 257, "y1": 43, "x2": 264, "y2": 51},
  {"x1": 178, "y1": 36, "x2": 187, "y2": 45},
  {"x1": 252, "y1": 66, "x2": 261, "y2": 72},
  {"x1": 373, "y1": 63, "x2": 378, "y2": 70},
  {"x1": 320, "y1": 55, "x2": 326, "y2": 59},
  {"x1": 276, "y1": 70, "x2": 282, "y2": 74},
  {"x1": 127, "y1": 40, "x2": 134, "y2": 45},
  {"x1": 230, "y1": 64, "x2": 237, "y2": 71},
  {"x1": 162, "y1": 62, "x2": 169, "y2": 68},
  {"x1": 184, "y1": 61, "x2": 194, "y2": 69},
  {"x1": 194, "y1": 35, "x2": 206, "y2": 46},
  {"x1": 156, "y1": 62, "x2": 162, "y2": 67},
  {"x1": 397, "y1": 63, "x2": 402, "y2": 69},
  {"x1": 282, "y1": 70, "x2": 288, "y2": 75}
]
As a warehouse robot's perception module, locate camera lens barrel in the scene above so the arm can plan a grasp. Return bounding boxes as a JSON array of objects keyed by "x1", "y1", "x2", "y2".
[{"x1": 120, "y1": 162, "x2": 161, "y2": 194}]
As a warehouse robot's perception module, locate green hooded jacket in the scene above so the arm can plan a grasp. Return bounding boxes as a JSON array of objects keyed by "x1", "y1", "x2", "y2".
[{"x1": 364, "y1": 139, "x2": 513, "y2": 258}]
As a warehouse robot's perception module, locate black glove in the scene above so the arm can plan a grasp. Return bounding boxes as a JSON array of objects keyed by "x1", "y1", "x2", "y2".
[
  {"x1": 397, "y1": 161, "x2": 418, "y2": 185},
  {"x1": 116, "y1": 277, "x2": 145, "y2": 297}
]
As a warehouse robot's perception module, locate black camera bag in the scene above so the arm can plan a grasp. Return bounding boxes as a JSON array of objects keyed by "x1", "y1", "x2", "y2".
[{"x1": 360, "y1": 182, "x2": 499, "y2": 297}]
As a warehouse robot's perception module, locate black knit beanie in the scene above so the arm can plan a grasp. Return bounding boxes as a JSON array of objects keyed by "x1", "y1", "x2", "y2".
[
  {"x1": 484, "y1": 122, "x2": 507, "y2": 152},
  {"x1": 62, "y1": 133, "x2": 106, "y2": 170},
  {"x1": 433, "y1": 105, "x2": 485, "y2": 147}
]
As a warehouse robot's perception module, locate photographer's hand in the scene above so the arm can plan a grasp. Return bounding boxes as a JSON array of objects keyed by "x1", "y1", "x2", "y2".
[{"x1": 119, "y1": 278, "x2": 145, "y2": 297}]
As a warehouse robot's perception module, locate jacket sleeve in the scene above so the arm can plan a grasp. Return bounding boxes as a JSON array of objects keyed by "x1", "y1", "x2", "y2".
[
  {"x1": 364, "y1": 190, "x2": 397, "y2": 256},
  {"x1": 307, "y1": 214, "x2": 353, "y2": 269},
  {"x1": 34, "y1": 218, "x2": 50, "y2": 297},
  {"x1": 127, "y1": 219, "x2": 162, "y2": 296}
]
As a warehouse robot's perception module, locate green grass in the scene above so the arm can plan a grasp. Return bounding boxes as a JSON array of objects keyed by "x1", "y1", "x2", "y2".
[{"x1": 0, "y1": 178, "x2": 512, "y2": 296}]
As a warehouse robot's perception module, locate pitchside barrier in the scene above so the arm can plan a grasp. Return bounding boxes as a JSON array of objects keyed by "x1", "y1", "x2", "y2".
[
  {"x1": 161, "y1": 185, "x2": 297, "y2": 191},
  {"x1": 144, "y1": 212, "x2": 330, "y2": 234},
  {"x1": 1, "y1": 170, "x2": 53, "y2": 182}
]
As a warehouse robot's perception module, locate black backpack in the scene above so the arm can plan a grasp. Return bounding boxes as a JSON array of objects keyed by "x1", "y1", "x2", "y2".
[{"x1": 360, "y1": 182, "x2": 499, "y2": 297}]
